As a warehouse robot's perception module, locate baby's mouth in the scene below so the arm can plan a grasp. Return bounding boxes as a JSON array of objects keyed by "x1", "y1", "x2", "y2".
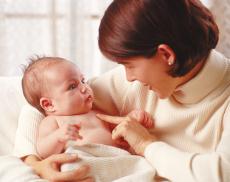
[{"x1": 86, "y1": 94, "x2": 93, "y2": 102}]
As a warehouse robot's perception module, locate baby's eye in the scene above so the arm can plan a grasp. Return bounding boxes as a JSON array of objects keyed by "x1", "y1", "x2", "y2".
[
  {"x1": 68, "y1": 83, "x2": 77, "y2": 90},
  {"x1": 81, "y1": 78, "x2": 86, "y2": 84}
]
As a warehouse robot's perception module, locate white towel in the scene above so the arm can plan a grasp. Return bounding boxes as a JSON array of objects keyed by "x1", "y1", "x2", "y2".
[
  {"x1": 0, "y1": 155, "x2": 47, "y2": 182},
  {"x1": 62, "y1": 143, "x2": 156, "y2": 182}
]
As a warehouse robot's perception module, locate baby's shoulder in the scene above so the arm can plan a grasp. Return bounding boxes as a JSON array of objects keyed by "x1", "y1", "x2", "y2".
[
  {"x1": 52, "y1": 113, "x2": 95, "y2": 125},
  {"x1": 39, "y1": 115, "x2": 59, "y2": 130},
  {"x1": 40, "y1": 115, "x2": 58, "y2": 125}
]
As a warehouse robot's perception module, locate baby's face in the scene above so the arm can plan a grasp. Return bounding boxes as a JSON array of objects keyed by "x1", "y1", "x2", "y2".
[{"x1": 44, "y1": 61, "x2": 93, "y2": 115}]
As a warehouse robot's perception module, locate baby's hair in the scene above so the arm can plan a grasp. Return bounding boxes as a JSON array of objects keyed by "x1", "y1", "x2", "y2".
[
  {"x1": 21, "y1": 55, "x2": 45, "y2": 73},
  {"x1": 22, "y1": 56, "x2": 66, "y2": 114}
]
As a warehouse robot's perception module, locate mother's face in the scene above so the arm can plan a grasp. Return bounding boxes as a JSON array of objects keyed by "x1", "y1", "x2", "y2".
[{"x1": 118, "y1": 51, "x2": 180, "y2": 99}]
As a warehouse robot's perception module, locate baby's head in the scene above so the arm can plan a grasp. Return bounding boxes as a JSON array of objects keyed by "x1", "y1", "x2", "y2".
[{"x1": 22, "y1": 56, "x2": 94, "y2": 116}]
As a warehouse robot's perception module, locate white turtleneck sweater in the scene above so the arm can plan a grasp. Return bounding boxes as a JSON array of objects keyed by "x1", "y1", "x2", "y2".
[
  {"x1": 14, "y1": 50, "x2": 230, "y2": 182},
  {"x1": 89, "y1": 50, "x2": 230, "y2": 182}
]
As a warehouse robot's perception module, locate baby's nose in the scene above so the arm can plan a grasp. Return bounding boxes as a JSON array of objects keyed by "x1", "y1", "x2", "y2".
[{"x1": 80, "y1": 84, "x2": 87, "y2": 93}]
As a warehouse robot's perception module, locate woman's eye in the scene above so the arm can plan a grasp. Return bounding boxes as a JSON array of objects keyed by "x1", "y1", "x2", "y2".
[
  {"x1": 125, "y1": 65, "x2": 133, "y2": 70},
  {"x1": 68, "y1": 83, "x2": 77, "y2": 90}
]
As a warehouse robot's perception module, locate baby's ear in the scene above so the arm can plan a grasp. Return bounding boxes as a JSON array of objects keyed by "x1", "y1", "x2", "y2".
[{"x1": 40, "y1": 97, "x2": 55, "y2": 112}]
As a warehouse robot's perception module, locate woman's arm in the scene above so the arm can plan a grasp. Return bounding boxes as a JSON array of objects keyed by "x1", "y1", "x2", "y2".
[
  {"x1": 97, "y1": 104, "x2": 230, "y2": 182},
  {"x1": 143, "y1": 103, "x2": 230, "y2": 182},
  {"x1": 89, "y1": 66, "x2": 132, "y2": 115},
  {"x1": 23, "y1": 153, "x2": 93, "y2": 182}
]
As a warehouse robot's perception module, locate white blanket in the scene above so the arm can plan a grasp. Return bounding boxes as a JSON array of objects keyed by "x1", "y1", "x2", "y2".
[
  {"x1": 0, "y1": 155, "x2": 47, "y2": 182},
  {"x1": 62, "y1": 143, "x2": 156, "y2": 182},
  {"x1": 0, "y1": 145, "x2": 155, "y2": 182}
]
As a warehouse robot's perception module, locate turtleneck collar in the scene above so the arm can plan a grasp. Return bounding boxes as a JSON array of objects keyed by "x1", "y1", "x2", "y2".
[{"x1": 172, "y1": 50, "x2": 229, "y2": 104}]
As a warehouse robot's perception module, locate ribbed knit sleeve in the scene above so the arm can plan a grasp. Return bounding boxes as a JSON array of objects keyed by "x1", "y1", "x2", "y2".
[
  {"x1": 144, "y1": 102, "x2": 230, "y2": 182},
  {"x1": 13, "y1": 104, "x2": 44, "y2": 158},
  {"x1": 88, "y1": 50, "x2": 229, "y2": 181},
  {"x1": 89, "y1": 66, "x2": 132, "y2": 115}
]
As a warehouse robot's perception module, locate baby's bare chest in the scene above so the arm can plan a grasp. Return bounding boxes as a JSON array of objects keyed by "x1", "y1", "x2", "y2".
[
  {"x1": 55, "y1": 113, "x2": 113, "y2": 145},
  {"x1": 56, "y1": 113, "x2": 105, "y2": 130}
]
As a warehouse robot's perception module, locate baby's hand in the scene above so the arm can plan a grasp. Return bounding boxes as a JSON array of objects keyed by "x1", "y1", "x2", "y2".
[
  {"x1": 57, "y1": 123, "x2": 82, "y2": 143},
  {"x1": 127, "y1": 109, "x2": 154, "y2": 128}
]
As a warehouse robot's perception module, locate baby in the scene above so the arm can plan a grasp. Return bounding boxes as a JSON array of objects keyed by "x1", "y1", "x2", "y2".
[{"x1": 22, "y1": 56, "x2": 153, "y2": 159}]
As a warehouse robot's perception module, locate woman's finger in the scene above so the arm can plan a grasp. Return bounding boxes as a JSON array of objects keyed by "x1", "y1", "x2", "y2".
[
  {"x1": 71, "y1": 123, "x2": 81, "y2": 129},
  {"x1": 49, "y1": 153, "x2": 79, "y2": 164},
  {"x1": 96, "y1": 114, "x2": 127, "y2": 124},
  {"x1": 71, "y1": 177, "x2": 95, "y2": 182},
  {"x1": 115, "y1": 138, "x2": 130, "y2": 150},
  {"x1": 111, "y1": 124, "x2": 126, "y2": 140},
  {"x1": 53, "y1": 165, "x2": 91, "y2": 181},
  {"x1": 60, "y1": 166, "x2": 90, "y2": 181}
]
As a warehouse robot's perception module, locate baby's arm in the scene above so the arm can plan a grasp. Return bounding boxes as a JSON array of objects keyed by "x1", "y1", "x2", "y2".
[
  {"x1": 127, "y1": 109, "x2": 154, "y2": 128},
  {"x1": 37, "y1": 116, "x2": 81, "y2": 159}
]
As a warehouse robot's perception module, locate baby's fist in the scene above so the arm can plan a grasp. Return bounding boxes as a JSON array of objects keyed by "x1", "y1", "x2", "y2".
[
  {"x1": 127, "y1": 109, "x2": 154, "y2": 128},
  {"x1": 58, "y1": 123, "x2": 82, "y2": 143}
]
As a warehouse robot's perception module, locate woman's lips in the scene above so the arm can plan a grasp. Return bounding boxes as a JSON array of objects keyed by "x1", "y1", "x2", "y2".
[{"x1": 142, "y1": 83, "x2": 156, "y2": 92}]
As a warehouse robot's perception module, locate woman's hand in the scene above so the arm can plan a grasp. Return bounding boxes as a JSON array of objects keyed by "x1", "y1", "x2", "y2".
[
  {"x1": 96, "y1": 113, "x2": 156, "y2": 156},
  {"x1": 24, "y1": 154, "x2": 94, "y2": 182}
]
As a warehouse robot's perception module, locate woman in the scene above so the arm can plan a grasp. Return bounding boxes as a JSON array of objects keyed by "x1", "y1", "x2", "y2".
[
  {"x1": 94, "y1": 0, "x2": 230, "y2": 181},
  {"x1": 15, "y1": 0, "x2": 230, "y2": 181}
]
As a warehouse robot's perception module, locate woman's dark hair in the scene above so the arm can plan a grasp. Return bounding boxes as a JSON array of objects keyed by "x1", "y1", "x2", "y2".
[{"x1": 99, "y1": 0, "x2": 219, "y2": 77}]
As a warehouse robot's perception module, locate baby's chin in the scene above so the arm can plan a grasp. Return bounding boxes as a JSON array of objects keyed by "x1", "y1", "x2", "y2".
[
  {"x1": 55, "y1": 107, "x2": 93, "y2": 116},
  {"x1": 73, "y1": 105, "x2": 93, "y2": 115}
]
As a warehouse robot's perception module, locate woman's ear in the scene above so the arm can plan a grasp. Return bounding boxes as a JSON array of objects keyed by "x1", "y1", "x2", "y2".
[
  {"x1": 157, "y1": 44, "x2": 176, "y2": 66},
  {"x1": 40, "y1": 97, "x2": 55, "y2": 113}
]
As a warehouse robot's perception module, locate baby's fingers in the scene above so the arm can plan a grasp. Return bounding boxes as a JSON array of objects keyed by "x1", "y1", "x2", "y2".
[
  {"x1": 70, "y1": 131, "x2": 83, "y2": 140},
  {"x1": 142, "y1": 113, "x2": 154, "y2": 128},
  {"x1": 67, "y1": 129, "x2": 83, "y2": 140},
  {"x1": 70, "y1": 123, "x2": 81, "y2": 130}
]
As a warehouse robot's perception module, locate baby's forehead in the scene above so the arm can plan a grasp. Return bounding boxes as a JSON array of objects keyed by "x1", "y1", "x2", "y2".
[
  {"x1": 44, "y1": 61, "x2": 81, "y2": 81},
  {"x1": 42, "y1": 59, "x2": 76, "y2": 71},
  {"x1": 53, "y1": 61, "x2": 80, "y2": 74}
]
